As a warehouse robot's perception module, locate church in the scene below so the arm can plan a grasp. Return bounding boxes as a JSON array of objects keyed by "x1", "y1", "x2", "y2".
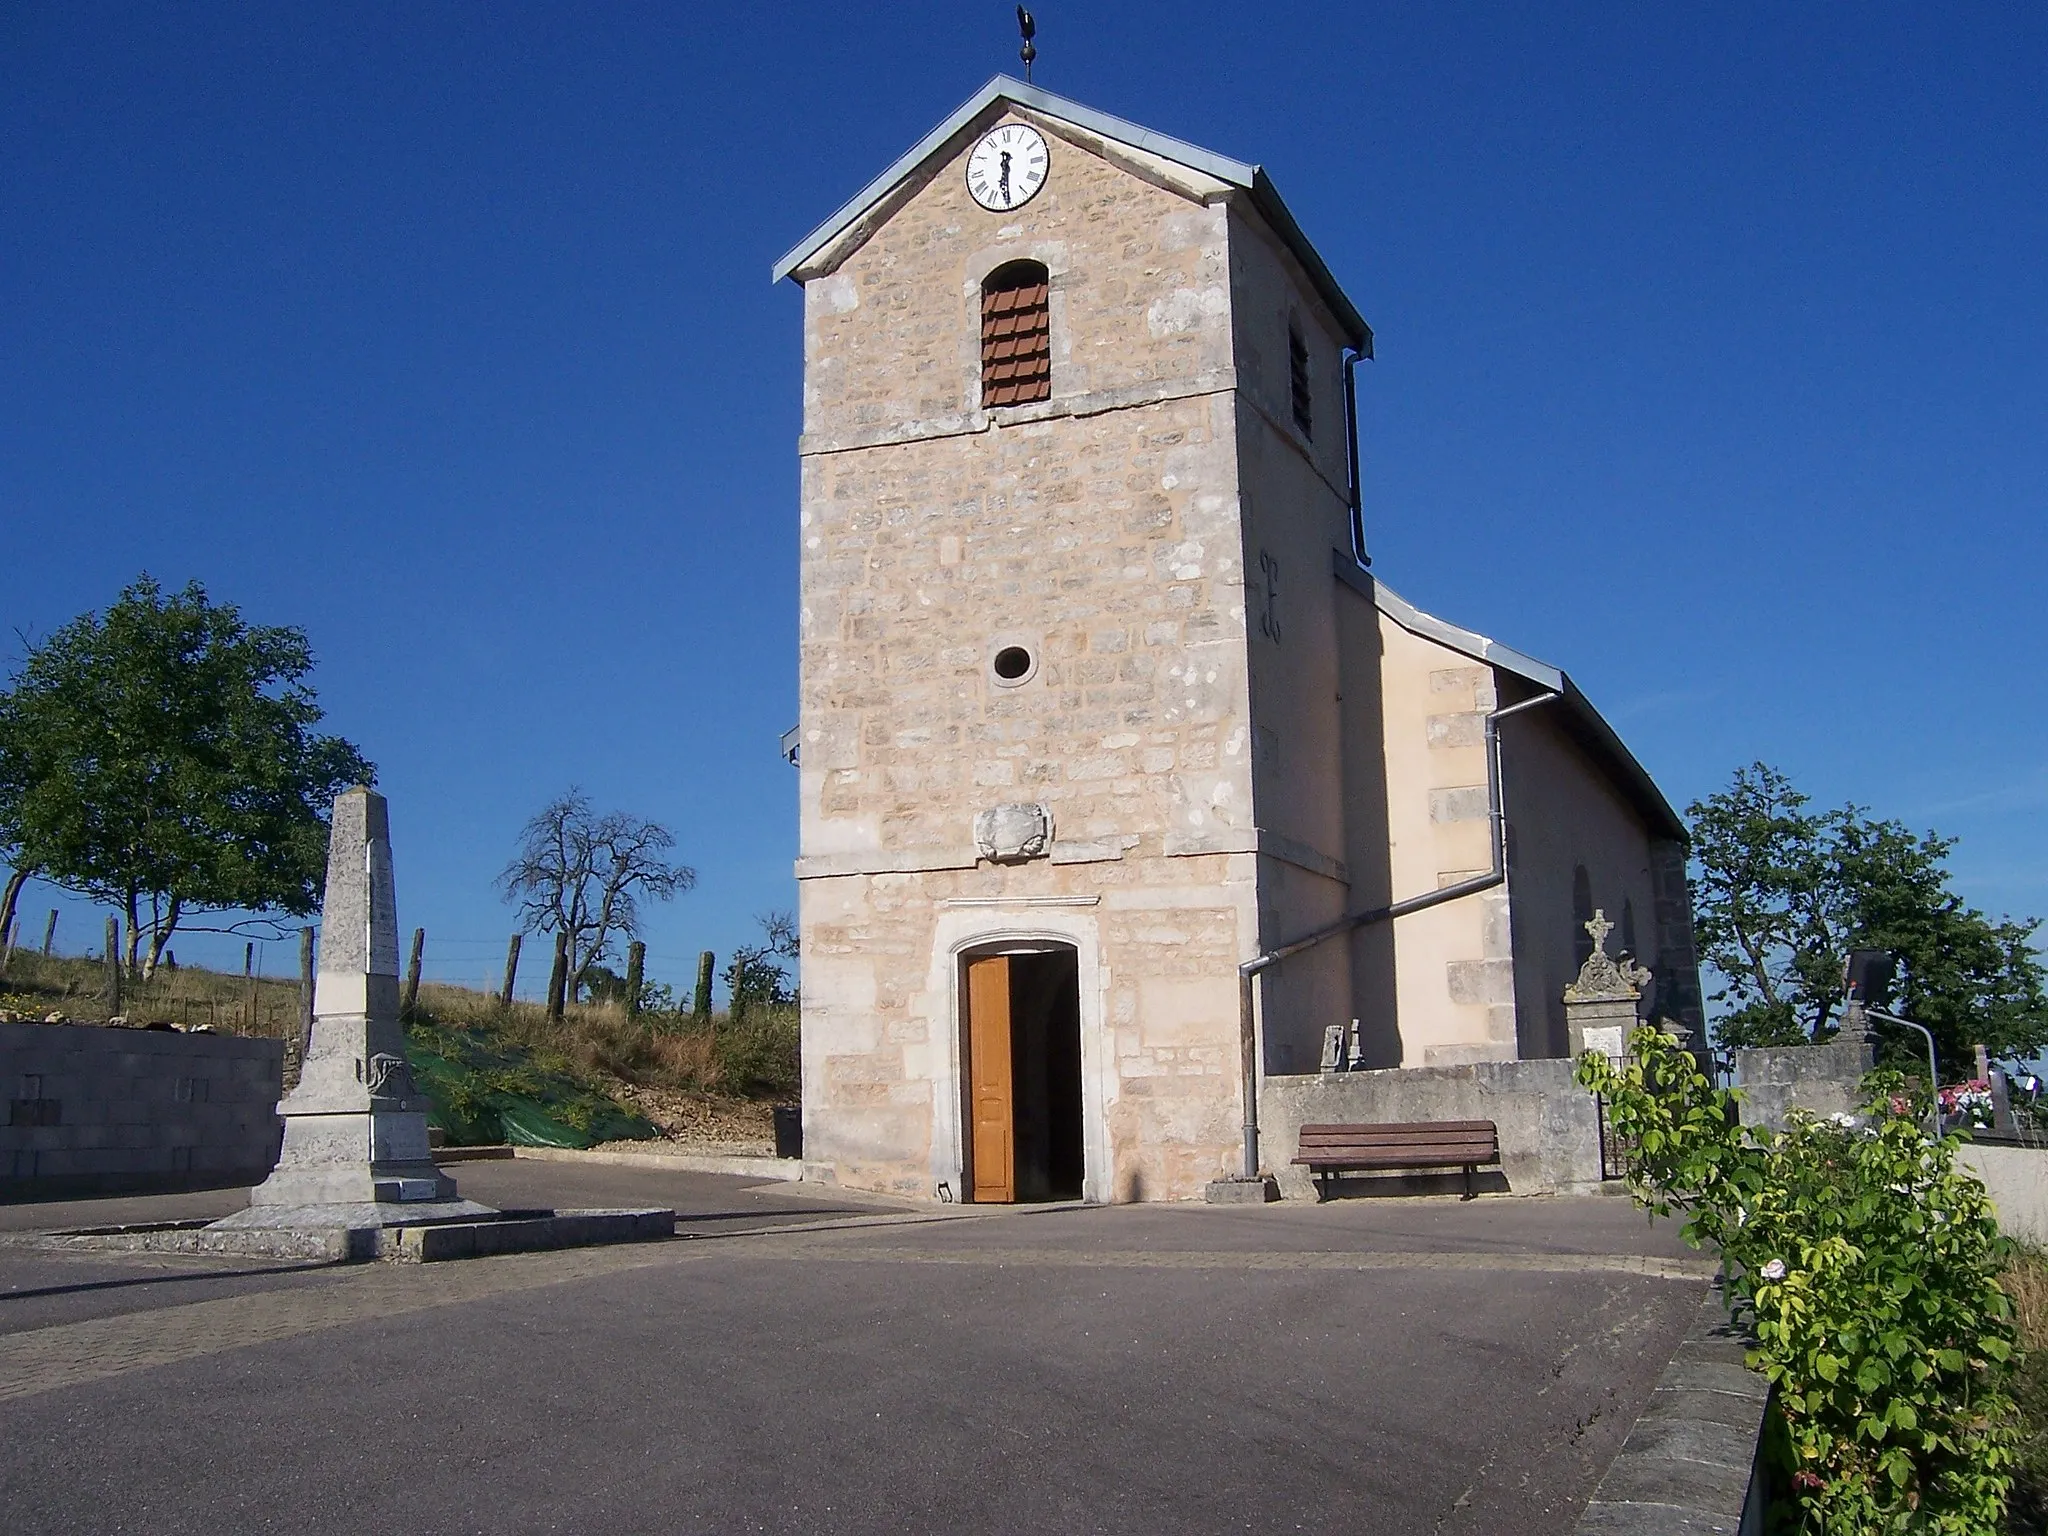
[{"x1": 776, "y1": 77, "x2": 1701, "y2": 1204}]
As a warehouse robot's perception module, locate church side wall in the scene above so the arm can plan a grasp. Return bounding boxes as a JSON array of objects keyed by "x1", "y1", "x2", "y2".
[
  {"x1": 1498, "y1": 712, "x2": 1660, "y2": 1059},
  {"x1": 1335, "y1": 580, "x2": 1400, "y2": 1067},
  {"x1": 794, "y1": 118, "x2": 1262, "y2": 1201},
  {"x1": 1377, "y1": 619, "x2": 1514, "y2": 1065},
  {"x1": 1224, "y1": 205, "x2": 1373, "y2": 1075}
]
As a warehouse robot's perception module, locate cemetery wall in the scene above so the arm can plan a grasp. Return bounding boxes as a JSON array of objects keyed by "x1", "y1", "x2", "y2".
[
  {"x1": 1958, "y1": 1143, "x2": 2048, "y2": 1246},
  {"x1": 1731, "y1": 1042, "x2": 1875, "y2": 1133},
  {"x1": 1259, "y1": 1061, "x2": 1605, "y2": 1200},
  {"x1": 2, "y1": 1021, "x2": 283, "y2": 1198}
]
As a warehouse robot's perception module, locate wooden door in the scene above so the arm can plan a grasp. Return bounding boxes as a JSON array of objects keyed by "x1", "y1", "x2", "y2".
[{"x1": 966, "y1": 955, "x2": 1014, "y2": 1203}]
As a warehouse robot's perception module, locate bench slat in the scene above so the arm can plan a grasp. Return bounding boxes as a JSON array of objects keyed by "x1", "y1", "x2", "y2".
[
  {"x1": 1299, "y1": 1121, "x2": 1495, "y2": 1136},
  {"x1": 1296, "y1": 1132, "x2": 1498, "y2": 1148},
  {"x1": 1302, "y1": 1155, "x2": 1499, "y2": 1163}
]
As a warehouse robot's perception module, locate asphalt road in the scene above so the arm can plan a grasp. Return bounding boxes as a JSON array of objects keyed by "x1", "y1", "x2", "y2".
[{"x1": 0, "y1": 1167, "x2": 1709, "y2": 1535}]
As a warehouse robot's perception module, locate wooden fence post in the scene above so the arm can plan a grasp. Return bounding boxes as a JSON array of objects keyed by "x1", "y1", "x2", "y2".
[
  {"x1": 500, "y1": 934, "x2": 522, "y2": 1008},
  {"x1": 297, "y1": 926, "x2": 316, "y2": 1061},
  {"x1": 625, "y1": 941, "x2": 646, "y2": 1017},
  {"x1": 402, "y1": 928, "x2": 424, "y2": 1019},
  {"x1": 546, "y1": 929, "x2": 569, "y2": 1023},
  {"x1": 693, "y1": 950, "x2": 714, "y2": 1023},
  {"x1": 41, "y1": 909, "x2": 58, "y2": 957},
  {"x1": 244, "y1": 941, "x2": 254, "y2": 978},
  {"x1": 104, "y1": 916, "x2": 122, "y2": 1016}
]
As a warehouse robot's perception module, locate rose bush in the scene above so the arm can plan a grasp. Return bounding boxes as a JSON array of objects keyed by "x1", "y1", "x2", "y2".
[{"x1": 1578, "y1": 1028, "x2": 2018, "y2": 1534}]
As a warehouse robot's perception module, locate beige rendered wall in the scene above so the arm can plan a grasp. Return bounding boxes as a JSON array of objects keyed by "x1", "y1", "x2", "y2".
[
  {"x1": 1499, "y1": 710, "x2": 1659, "y2": 1058},
  {"x1": 793, "y1": 109, "x2": 1270, "y2": 1201},
  {"x1": 1375, "y1": 618, "x2": 1514, "y2": 1065}
]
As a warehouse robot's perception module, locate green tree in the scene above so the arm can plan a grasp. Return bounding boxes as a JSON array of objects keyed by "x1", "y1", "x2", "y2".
[
  {"x1": 1690, "y1": 763, "x2": 2048, "y2": 1069},
  {"x1": 0, "y1": 575, "x2": 373, "y2": 975}
]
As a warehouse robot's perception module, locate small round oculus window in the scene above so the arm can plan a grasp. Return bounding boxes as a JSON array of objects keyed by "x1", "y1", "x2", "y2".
[{"x1": 992, "y1": 645, "x2": 1034, "y2": 683}]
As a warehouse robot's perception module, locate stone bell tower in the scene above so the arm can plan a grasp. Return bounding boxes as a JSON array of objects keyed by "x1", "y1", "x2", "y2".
[{"x1": 776, "y1": 77, "x2": 1379, "y2": 1203}]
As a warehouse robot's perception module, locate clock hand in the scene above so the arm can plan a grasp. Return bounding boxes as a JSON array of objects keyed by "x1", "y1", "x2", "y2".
[{"x1": 999, "y1": 150, "x2": 1011, "y2": 199}]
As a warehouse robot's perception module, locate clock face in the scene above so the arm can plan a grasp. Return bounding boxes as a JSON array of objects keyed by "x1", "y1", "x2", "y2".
[{"x1": 965, "y1": 124, "x2": 1049, "y2": 213}]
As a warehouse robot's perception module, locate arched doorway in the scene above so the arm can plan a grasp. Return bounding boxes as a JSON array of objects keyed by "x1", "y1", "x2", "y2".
[{"x1": 961, "y1": 942, "x2": 1083, "y2": 1203}]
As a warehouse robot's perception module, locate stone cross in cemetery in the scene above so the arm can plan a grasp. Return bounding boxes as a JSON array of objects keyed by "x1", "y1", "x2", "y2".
[
  {"x1": 1562, "y1": 909, "x2": 1656, "y2": 1060},
  {"x1": 230, "y1": 786, "x2": 476, "y2": 1220}
]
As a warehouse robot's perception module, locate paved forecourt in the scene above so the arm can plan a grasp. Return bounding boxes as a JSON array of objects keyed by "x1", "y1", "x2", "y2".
[{"x1": 0, "y1": 1165, "x2": 1711, "y2": 1535}]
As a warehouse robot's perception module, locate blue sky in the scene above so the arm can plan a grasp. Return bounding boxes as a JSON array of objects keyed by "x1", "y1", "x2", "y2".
[{"x1": 3, "y1": 5, "x2": 2044, "y2": 1003}]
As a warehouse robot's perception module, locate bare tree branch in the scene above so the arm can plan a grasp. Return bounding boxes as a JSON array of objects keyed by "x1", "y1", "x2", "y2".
[{"x1": 497, "y1": 788, "x2": 695, "y2": 1000}]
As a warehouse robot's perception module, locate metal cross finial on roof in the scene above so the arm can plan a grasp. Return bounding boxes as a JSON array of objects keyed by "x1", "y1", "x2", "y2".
[
  {"x1": 1584, "y1": 909, "x2": 1614, "y2": 956},
  {"x1": 1017, "y1": 7, "x2": 1037, "y2": 82}
]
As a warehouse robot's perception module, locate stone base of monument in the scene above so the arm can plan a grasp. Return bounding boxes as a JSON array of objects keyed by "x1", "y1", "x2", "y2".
[
  {"x1": 19, "y1": 1205, "x2": 677, "y2": 1265},
  {"x1": 210, "y1": 1198, "x2": 502, "y2": 1232},
  {"x1": 1203, "y1": 1175, "x2": 1280, "y2": 1204}
]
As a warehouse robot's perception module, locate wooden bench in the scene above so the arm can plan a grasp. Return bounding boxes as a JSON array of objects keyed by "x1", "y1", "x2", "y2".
[{"x1": 1292, "y1": 1120, "x2": 1501, "y2": 1201}]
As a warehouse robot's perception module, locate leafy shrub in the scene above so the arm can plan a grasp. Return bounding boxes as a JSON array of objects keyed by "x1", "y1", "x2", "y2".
[{"x1": 1578, "y1": 1027, "x2": 2018, "y2": 1534}]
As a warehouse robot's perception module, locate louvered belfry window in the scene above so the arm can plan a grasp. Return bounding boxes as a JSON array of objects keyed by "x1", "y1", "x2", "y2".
[
  {"x1": 1289, "y1": 322, "x2": 1313, "y2": 437},
  {"x1": 981, "y1": 261, "x2": 1052, "y2": 407}
]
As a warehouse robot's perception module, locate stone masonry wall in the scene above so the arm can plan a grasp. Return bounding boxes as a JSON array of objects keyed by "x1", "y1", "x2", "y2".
[
  {"x1": 794, "y1": 112, "x2": 1270, "y2": 1201},
  {"x1": 2, "y1": 1021, "x2": 283, "y2": 1198}
]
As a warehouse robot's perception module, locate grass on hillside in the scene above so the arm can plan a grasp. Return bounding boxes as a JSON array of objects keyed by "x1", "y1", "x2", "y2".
[
  {"x1": 0, "y1": 947, "x2": 305, "y2": 1038},
  {"x1": 2008, "y1": 1246, "x2": 2048, "y2": 1534},
  {"x1": 0, "y1": 947, "x2": 799, "y2": 1147}
]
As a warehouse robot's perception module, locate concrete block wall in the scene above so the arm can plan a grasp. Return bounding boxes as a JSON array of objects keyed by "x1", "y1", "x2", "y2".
[
  {"x1": 1260, "y1": 1060, "x2": 1605, "y2": 1200},
  {"x1": 1959, "y1": 1143, "x2": 2048, "y2": 1246},
  {"x1": 2, "y1": 1021, "x2": 283, "y2": 1199},
  {"x1": 1731, "y1": 1042, "x2": 1874, "y2": 1133}
]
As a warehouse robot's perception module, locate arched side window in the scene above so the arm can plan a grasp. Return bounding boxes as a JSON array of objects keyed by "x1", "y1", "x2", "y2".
[
  {"x1": 1571, "y1": 864, "x2": 1594, "y2": 969},
  {"x1": 981, "y1": 260, "x2": 1051, "y2": 407}
]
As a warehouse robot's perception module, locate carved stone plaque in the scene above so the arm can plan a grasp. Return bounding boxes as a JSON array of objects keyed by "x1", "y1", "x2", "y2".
[{"x1": 973, "y1": 802, "x2": 1052, "y2": 864}]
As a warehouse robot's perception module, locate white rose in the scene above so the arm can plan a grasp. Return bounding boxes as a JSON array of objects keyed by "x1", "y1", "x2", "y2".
[{"x1": 1760, "y1": 1258, "x2": 1787, "y2": 1282}]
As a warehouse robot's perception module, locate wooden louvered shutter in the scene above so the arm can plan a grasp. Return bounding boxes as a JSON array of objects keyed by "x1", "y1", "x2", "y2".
[{"x1": 981, "y1": 266, "x2": 1051, "y2": 407}]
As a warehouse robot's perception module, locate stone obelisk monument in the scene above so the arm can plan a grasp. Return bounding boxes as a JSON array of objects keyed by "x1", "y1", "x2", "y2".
[{"x1": 219, "y1": 787, "x2": 487, "y2": 1228}]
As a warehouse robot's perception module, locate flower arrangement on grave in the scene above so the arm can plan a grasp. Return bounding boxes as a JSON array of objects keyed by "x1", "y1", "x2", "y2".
[{"x1": 1939, "y1": 1080, "x2": 1997, "y2": 1131}]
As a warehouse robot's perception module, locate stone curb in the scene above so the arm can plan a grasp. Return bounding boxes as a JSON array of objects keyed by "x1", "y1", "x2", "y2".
[
  {"x1": 0, "y1": 1221, "x2": 352, "y2": 1264},
  {"x1": 432, "y1": 1144, "x2": 516, "y2": 1163},
  {"x1": 0, "y1": 1207, "x2": 679, "y2": 1265},
  {"x1": 508, "y1": 1145, "x2": 803, "y2": 1180},
  {"x1": 1574, "y1": 1279, "x2": 1769, "y2": 1535}
]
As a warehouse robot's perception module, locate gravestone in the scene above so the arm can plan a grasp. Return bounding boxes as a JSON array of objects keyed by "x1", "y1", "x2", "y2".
[
  {"x1": 217, "y1": 787, "x2": 492, "y2": 1230},
  {"x1": 1562, "y1": 910, "x2": 1652, "y2": 1059}
]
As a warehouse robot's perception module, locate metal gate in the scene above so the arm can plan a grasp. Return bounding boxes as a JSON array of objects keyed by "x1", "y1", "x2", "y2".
[
  {"x1": 1595, "y1": 1052, "x2": 1634, "y2": 1181},
  {"x1": 1595, "y1": 1050, "x2": 1736, "y2": 1180}
]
